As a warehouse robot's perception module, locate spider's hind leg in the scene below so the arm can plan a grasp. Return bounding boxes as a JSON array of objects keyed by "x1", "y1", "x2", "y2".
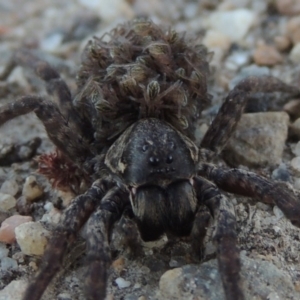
[
  {"x1": 1, "y1": 50, "x2": 94, "y2": 141},
  {"x1": 1, "y1": 50, "x2": 73, "y2": 117},
  {"x1": 0, "y1": 95, "x2": 92, "y2": 164},
  {"x1": 201, "y1": 76, "x2": 300, "y2": 157}
]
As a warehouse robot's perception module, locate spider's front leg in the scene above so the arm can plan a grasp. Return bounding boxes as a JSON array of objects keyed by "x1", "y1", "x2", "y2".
[
  {"x1": 201, "y1": 76, "x2": 300, "y2": 156},
  {"x1": 194, "y1": 176, "x2": 244, "y2": 300},
  {"x1": 199, "y1": 163, "x2": 300, "y2": 228},
  {"x1": 22, "y1": 179, "x2": 128, "y2": 300},
  {"x1": 83, "y1": 186, "x2": 129, "y2": 300}
]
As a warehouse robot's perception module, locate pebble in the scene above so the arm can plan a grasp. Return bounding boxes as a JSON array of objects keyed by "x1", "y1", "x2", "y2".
[
  {"x1": 43, "y1": 202, "x2": 54, "y2": 212},
  {"x1": 41, "y1": 207, "x2": 62, "y2": 224},
  {"x1": 273, "y1": 206, "x2": 284, "y2": 220},
  {"x1": 1, "y1": 257, "x2": 18, "y2": 271},
  {"x1": 112, "y1": 257, "x2": 126, "y2": 273},
  {"x1": 0, "y1": 215, "x2": 32, "y2": 244},
  {"x1": 284, "y1": 99, "x2": 300, "y2": 119},
  {"x1": 0, "y1": 279, "x2": 28, "y2": 300},
  {"x1": 0, "y1": 179, "x2": 19, "y2": 196},
  {"x1": 78, "y1": 0, "x2": 134, "y2": 22},
  {"x1": 0, "y1": 243, "x2": 9, "y2": 259},
  {"x1": 274, "y1": 36, "x2": 291, "y2": 52},
  {"x1": 275, "y1": 0, "x2": 300, "y2": 16},
  {"x1": 0, "y1": 193, "x2": 17, "y2": 212},
  {"x1": 57, "y1": 292, "x2": 72, "y2": 300},
  {"x1": 289, "y1": 43, "x2": 300, "y2": 63},
  {"x1": 286, "y1": 16, "x2": 300, "y2": 45},
  {"x1": 15, "y1": 221, "x2": 50, "y2": 256},
  {"x1": 224, "y1": 51, "x2": 251, "y2": 71},
  {"x1": 271, "y1": 164, "x2": 291, "y2": 182},
  {"x1": 40, "y1": 32, "x2": 64, "y2": 53},
  {"x1": 229, "y1": 64, "x2": 270, "y2": 90},
  {"x1": 115, "y1": 277, "x2": 131, "y2": 289},
  {"x1": 289, "y1": 117, "x2": 300, "y2": 140},
  {"x1": 295, "y1": 178, "x2": 300, "y2": 190},
  {"x1": 253, "y1": 42, "x2": 283, "y2": 66},
  {"x1": 22, "y1": 176, "x2": 44, "y2": 202},
  {"x1": 158, "y1": 255, "x2": 300, "y2": 299},
  {"x1": 290, "y1": 157, "x2": 300, "y2": 173},
  {"x1": 159, "y1": 268, "x2": 185, "y2": 299},
  {"x1": 225, "y1": 112, "x2": 289, "y2": 167},
  {"x1": 292, "y1": 141, "x2": 300, "y2": 156},
  {"x1": 16, "y1": 196, "x2": 32, "y2": 215},
  {"x1": 207, "y1": 9, "x2": 256, "y2": 42},
  {"x1": 202, "y1": 29, "x2": 231, "y2": 50}
]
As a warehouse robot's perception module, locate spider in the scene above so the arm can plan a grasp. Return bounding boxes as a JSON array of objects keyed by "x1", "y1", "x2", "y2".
[{"x1": 1, "y1": 19, "x2": 300, "y2": 300}]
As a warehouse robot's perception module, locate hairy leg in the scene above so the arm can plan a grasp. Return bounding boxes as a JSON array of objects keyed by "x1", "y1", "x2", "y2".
[
  {"x1": 0, "y1": 95, "x2": 93, "y2": 165},
  {"x1": 0, "y1": 50, "x2": 94, "y2": 140},
  {"x1": 189, "y1": 205, "x2": 211, "y2": 260},
  {"x1": 201, "y1": 76, "x2": 300, "y2": 156},
  {"x1": 198, "y1": 163, "x2": 300, "y2": 228},
  {"x1": 84, "y1": 186, "x2": 128, "y2": 300},
  {"x1": 22, "y1": 179, "x2": 113, "y2": 300},
  {"x1": 194, "y1": 176, "x2": 244, "y2": 300}
]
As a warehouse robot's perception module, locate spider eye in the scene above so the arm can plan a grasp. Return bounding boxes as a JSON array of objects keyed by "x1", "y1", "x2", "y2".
[
  {"x1": 142, "y1": 144, "x2": 149, "y2": 152},
  {"x1": 166, "y1": 155, "x2": 173, "y2": 164}
]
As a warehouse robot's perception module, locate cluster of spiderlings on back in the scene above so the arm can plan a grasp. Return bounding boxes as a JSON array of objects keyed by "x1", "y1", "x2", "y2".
[{"x1": 74, "y1": 19, "x2": 212, "y2": 146}]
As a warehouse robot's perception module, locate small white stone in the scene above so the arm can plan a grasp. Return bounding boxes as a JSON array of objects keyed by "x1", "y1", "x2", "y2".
[
  {"x1": 207, "y1": 9, "x2": 256, "y2": 42},
  {"x1": 183, "y1": 2, "x2": 199, "y2": 19},
  {"x1": 1, "y1": 257, "x2": 18, "y2": 271},
  {"x1": 43, "y1": 202, "x2": 54, "y2": 212},
  {"x1": 0, "y1": 279, "x2": 28, "y2": 300},
  {"x1": 7, "y1": 66, "x2": 28, "y2": 88},
  {"x1": 294, "y1": 178, "x2": 300, "y2": 190},
  {"x1": 22, "y1": 176, "x2": 44, "y2": 202},
  {"x1": 225, "y1": 51, "x2": 251, "y2": 71},
  {"x1": 0, "y1": 243, "x2": 9, "y2": 259},
  {"x1": 290, "y1": 157, "x2": 300, "y2": 173},
  {"x1": 267, "y1": 291, "x2": 281, "y2": 300},
  {"x1": 202, "y1": 29, "x2": 231, "y2": 50},
  {"x1": 115, "y1": 277, "x2": 131, "y2": 289},
  {"x1": 273, "y1": 206, "x2": 284, "y2": 220},
  {"x1": 0, "y1": 193, "x2": 17, "y2": 212},
  {"x1": 41, "y1": 208, "x2": 62, "y2": 224},
  {"x1": 40, "y1": 33, "x2": 64, "y2": 52},
  {"x1": 15, "y1": 222, "x2": 50, "y2": 256},
  {"x1": 292, "y1": 141, "x2": 300, "y2": 156},
  {"x1": 78, "y1": 0, "x2": 134, "y2": 21},
  {"x1": 0, "y1": 179, "x2": 19, "y2": 196},
  {"x1": 290, "y1": 43, "x2": 300, "y2": 63}
]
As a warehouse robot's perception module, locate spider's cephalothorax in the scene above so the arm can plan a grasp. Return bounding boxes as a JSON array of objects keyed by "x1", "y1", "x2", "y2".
[
  {"x1": 1, "y1": 19, "x2": 300, "y2": 300},
  {"x1": 105, "y1": 118, "x2": 199, "y2": 241}
]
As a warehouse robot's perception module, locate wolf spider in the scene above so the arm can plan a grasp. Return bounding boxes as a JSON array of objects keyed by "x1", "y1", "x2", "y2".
[{"x1": 1, "y1": 21, "x2": 300, "y2": 300}]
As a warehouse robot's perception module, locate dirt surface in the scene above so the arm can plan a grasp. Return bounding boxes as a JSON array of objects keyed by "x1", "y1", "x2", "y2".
[{"x1": 1, "y1": 0, "x2": 300, "y2": 300}]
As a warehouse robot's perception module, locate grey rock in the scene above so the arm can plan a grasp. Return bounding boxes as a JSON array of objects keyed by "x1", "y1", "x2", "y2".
[
  {"x1": 224, "y1": 112, "x2": 289, "y2": 167},
  {"x1": 158, "y1": 255, "x2": 300, "y2": 300}
]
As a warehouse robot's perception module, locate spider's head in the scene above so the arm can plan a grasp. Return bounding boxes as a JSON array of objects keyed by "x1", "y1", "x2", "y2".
[{"x1": 105, "y1": 119, "x2": 198, "y2": 187}]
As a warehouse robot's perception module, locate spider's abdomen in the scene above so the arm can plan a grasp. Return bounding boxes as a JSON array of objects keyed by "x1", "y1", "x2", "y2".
[{"x1": 74, "y1": 19, "x2": 211, "y2": 147}]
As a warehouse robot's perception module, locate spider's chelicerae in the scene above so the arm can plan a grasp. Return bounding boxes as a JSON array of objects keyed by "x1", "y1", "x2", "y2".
[{"x1": 1, "y1": 19, "x2": 300, "y2": 300}]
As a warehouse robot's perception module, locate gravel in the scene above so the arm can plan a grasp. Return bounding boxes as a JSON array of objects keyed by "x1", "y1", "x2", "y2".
[{"x1": 1, "y1": 0, "x2": 300, "y2": 300}]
